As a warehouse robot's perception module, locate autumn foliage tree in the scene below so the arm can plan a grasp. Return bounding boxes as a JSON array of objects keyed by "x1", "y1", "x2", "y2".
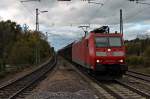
[
  {"x1": 125, "y1": 38, "x2": 150, "y2": 67},
  {"x1": 0, "y1": 20, "x2": 52, "y2": 71}
]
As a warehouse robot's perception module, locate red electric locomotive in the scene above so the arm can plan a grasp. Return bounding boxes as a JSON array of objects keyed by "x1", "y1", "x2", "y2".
[{"x1": 72, "y1": 26, "x2": 128, "y2": 77}]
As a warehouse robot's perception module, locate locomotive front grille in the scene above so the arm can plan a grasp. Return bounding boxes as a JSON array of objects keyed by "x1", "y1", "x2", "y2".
[
  {"x1": 96, "y1": 51, "x2": 124, "y2": 56},
  {"x1": 96, "y1": 52, "x2": 107, "y2": 56},
  {"x1": 112, "y1": 51, "x2": 124, "y2": 56}
]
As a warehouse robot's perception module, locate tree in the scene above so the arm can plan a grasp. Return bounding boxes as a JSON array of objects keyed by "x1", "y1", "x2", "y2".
[
  {"x1": 8, "y1": 40, "x2": 34, "y2": 65},
  {"x1": 0, "y1": 20, "x2": 52, "y2": 69}
]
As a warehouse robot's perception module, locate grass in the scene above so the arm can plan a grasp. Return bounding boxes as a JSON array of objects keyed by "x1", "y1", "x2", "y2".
[
  {"x1": 0, "y1": 71, "x2": 6, "y2": 78},
  {"x1": 129, "y1": 65, "x2": 150, "y2": 75},
  {"x1": 0, "y1": 57, "x2": 50, "y2": 80}
]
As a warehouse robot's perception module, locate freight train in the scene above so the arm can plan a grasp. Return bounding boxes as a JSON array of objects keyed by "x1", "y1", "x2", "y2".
[{"x1": 58, "y1": 26, "x2": 128, "y2": 78}]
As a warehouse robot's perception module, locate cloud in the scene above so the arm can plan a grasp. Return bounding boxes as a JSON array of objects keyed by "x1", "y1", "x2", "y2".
[
  {"x1": 1, "y1": 0, "x2": 150, "y2": 25},
  {"x1": 0, "y1": 0, "x2": 150, "y2": 50}
]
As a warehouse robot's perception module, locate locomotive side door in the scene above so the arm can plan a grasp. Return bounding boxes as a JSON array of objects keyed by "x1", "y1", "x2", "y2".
[{"x1": 84, "y1": 39, "x2": 90, "y2": 68}]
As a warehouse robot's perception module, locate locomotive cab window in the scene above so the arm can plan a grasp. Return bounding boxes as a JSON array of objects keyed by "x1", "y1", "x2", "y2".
[
  {"x1": 109, "y1": 37, "x2": 122, "y2": 47},
  {"x1": 95, "y1": 37, "x2": 122, "y2": 47},
  {"x1": 95, "y1": 37, "x2": 108, "y2": 47}
]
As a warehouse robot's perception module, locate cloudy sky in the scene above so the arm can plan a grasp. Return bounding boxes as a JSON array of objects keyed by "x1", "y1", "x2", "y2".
[{"x1": 0, "y1": 0, "x2": 150, "y2": 50}]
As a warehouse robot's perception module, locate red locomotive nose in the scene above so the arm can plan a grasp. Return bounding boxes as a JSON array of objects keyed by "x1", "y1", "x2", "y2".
[{"x1": 95, "y1": 47, "x2": 125, "y2": 65}]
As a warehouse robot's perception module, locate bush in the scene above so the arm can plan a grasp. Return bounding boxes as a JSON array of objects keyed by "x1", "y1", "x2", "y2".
[
  {"x1": 143, "y1": 57, "x2": 150, "y2": 67},
  {"x1": 142, "y1": 47, "x2": 150, "y2": 67},
  {"x1": 127, "y1": 56, "x2": 144, "y2": 65},
  {"x1": 144, "y1": 47, "x2": 150, "y2": 58},
  {"x1": 0, "y1": 59, "x2": 6, "y2": 71}
]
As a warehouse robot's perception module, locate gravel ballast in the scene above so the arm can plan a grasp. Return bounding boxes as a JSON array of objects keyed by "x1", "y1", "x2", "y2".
[{"x1": 26, "y1": 57, "x2": 97, "y2": 99}]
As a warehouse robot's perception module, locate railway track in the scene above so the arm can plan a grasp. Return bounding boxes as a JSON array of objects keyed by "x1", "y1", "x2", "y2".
[
  {"x1": 91, "y1": 75, "x2": 150, "y2": 98},
  {"x1": 118, "y1": 70, "x2": 150, "y2": 99},
  {"x1": 90, "y1": 76, "x2": 149, "y2": 99},
  {"x1": 115, "y1": 79, "x2": 150, "y2": 98},
  {"x1": 91, "y1": 70, "x2": 150, "y2": 99},
  {"x1": 0, "y1": 56, "x2": 57, "y2": 99},
  {"x1": 71, "y1": 63, "x2": 150, "y2": 99},
  {"x1": 126, "y1": 70, "x2": 150, "y2": 82}
]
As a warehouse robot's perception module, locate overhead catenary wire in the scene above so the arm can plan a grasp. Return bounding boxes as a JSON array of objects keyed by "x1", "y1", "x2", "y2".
[
  {"x1": 136, "y1": 1, "x2": 150, "y2": 5},
  {"x1": 49, "y1": 0, "x2": 106, "y2": 27},
  {"x1": 20, "y1": 0, "x2": 40, "y2": 3},
  {"x1": 17, "y1": 0, "x2": 36, "y2": 26},
  {"x1": 125, "y1": 0, "x2": 150, "y2": 22}
]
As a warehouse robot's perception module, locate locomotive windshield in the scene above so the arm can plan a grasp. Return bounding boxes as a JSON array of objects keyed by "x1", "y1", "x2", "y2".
[{"x1": 95, "y1": 37, "x2": 122, "y2": 47}]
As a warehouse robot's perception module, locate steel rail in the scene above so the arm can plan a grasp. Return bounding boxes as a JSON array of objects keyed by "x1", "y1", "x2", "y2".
[
  {"x1": 95, "y1": 82, "x2": 124, "y2": 99},
  {"x1": 9, "y1": 56, "x2": 57, "y2": 99},
  {"x1": 126, "y1": 70, "x2": 150, "y2": 82},
  {"x1": 115, "y1": 79, "x2": 150, "y2": 98},
  {"x1": 73, "y1": 64, "x2": 147, "y2": 99},
  {"x1": 0, "y1": 57, "x2": 53, "y2": 89},
  {"x1": 73, "y1": 65, "x2": 124, "y2": 99},
  {"x1": 0, "y1": 55, "x2": 57, "y2": 99},
  {"x1": 57, "y1": 57, "x2": 148, "y2": 99}
]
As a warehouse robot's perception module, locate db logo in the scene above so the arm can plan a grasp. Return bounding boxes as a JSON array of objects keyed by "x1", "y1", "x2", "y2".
[{"x1": 107, "y1": 52, "x2": 112, "y2": 56}]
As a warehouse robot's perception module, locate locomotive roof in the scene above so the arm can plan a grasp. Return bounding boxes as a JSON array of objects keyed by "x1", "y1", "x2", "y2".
[
  {"x1": 92, "y1": 32, "x2": 123, "y2": 36},
  {"x1": 89, "y1": 26, "x2": 123, "y2": 37}
]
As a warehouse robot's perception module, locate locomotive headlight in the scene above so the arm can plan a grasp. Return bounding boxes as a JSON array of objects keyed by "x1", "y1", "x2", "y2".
[
  {"x1": 96, "y1": 60, "x2": 100, "y2": 63},
  {"x1": 108, "y1": 49, "x2": 111, "y2": 52},
  {"x1": 119, "y1": 59, "x2": 123, "y2": 63}
]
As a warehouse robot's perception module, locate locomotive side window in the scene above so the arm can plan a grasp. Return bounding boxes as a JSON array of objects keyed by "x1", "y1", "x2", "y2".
[
  {"x1": 109, "y1": 37, "x2": 122, "y2": 47},
  {"x1": 95, "y1": 37, "x2": 108, "y2": 47}
]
